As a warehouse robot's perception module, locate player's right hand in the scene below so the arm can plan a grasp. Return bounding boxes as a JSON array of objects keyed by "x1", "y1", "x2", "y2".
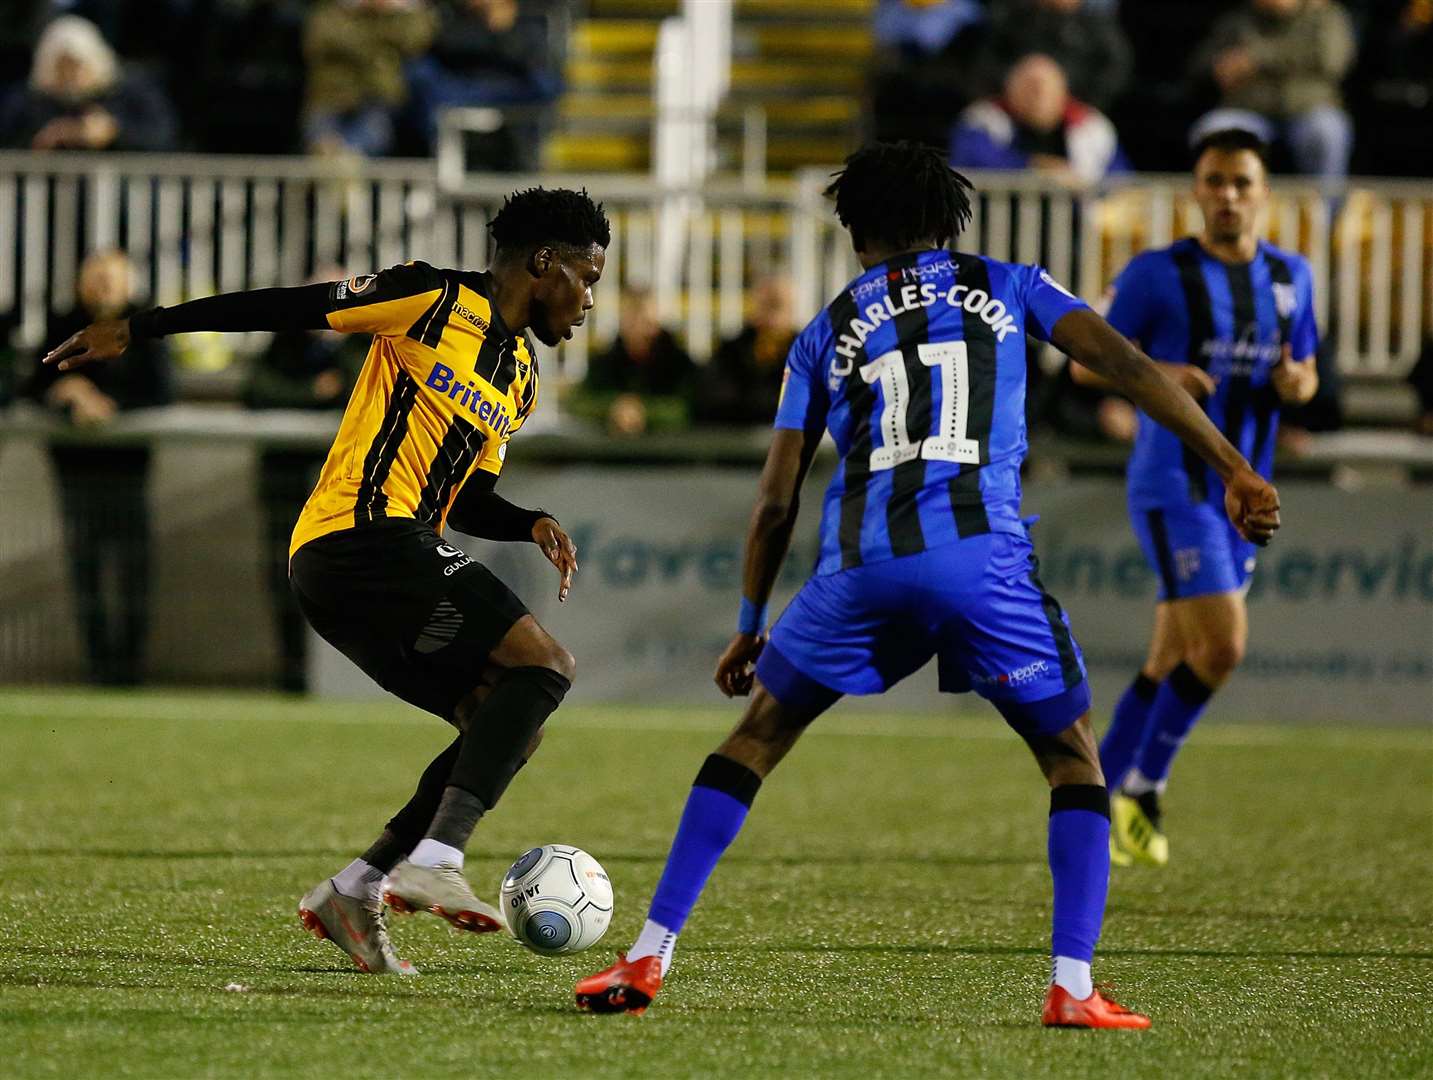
[
  {"x1": 43, "y1": 317, "x2": 132, "y2": 371},
  {"x1": 1224, "y1": 467, "x2": 1281, "y2": 547},
  {"x1": 715, "y1": 632, "x2": 765, "y2": 698},
  {"x1": 1156, "y1": 362, "x2": 1216, "y2": 400}
]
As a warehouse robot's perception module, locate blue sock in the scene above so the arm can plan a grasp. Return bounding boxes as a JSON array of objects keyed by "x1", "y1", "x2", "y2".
[
  {"x1": 647, "y1": 754, "x2": 762, "y2": 933},
  {"x1": 1099, "y1": 672, "x2": 1160, "y2": 791},
  {"x1": 1048, "y1": 785, "x2": 1111, "y2": 964},
  {"x1": 1132, "y1": 662, "x2": 1214, "y2": 785}
]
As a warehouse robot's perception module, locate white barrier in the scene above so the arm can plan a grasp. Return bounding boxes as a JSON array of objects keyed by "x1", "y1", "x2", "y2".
[
  {"x1": 1, "y1": 417, "x2": 1427, "y2": 721},
  {"x1": 306, "y1": 467, "x2": 1432, "y2": 725},
  {"x1": 1, "y1": 152, "x2": 1429, "y2": 379}
]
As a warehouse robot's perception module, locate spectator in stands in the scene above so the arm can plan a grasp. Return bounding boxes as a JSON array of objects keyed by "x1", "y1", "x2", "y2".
[
  {"x1": 950, "y1": 53, "x2": 1130, "y2": 185},
  {"x1": 868, "y1": 0, "x2": 987, "y2": 146},
  {"x1": 1189, "y1": 0, "x2": 1356, "y2": 186},
  {"x1": 693, "y1": 277, "x2": 797, "y2": 427},
  {"x1": 23, "y1": 251, "x2": 172, "y2": 685},
  {"x1": 405, "y1": 0, "x2": 562, "y2": 168},
  {"x1": 242, "y1": 289, "x2": 367, "y2": 691},
  {"x1": 567, "y1": 286, "x2": 695, "y2": 437},
  {"x1": 873, "y1": 0, "x2": 984, "y2": 55},
  {"x1": 303, "y1": 0, "x2": 437, "y2": 157},
  {"x1": 979, "y1": 0, "x2": 1133, "y2": 113},
  {"x1": 0, "y1": 15, "x2": 177, "y2": 152}
]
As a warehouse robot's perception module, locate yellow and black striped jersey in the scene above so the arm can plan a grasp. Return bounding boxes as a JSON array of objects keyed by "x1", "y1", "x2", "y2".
[{"x1": 290, "y1": 262, "x2": 540, "y2": 556}]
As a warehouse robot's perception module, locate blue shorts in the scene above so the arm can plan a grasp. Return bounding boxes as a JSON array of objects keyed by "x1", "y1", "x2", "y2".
[
  {"x1": 755, "y1": 532, "x2": 1091, "y2": 737},
  {"x1": 1129, "y1": 502, "x2": 1257, "y2": 602}
]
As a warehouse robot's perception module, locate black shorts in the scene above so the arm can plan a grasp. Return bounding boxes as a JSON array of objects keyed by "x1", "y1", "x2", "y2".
[{"x1": 290, "y1": 520, "x2": 530, "y2": 722}]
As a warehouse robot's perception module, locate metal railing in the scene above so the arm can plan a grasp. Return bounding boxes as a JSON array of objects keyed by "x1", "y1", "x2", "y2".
[{"x1": 1, "y1": 151, "x2": 1428, "y2": 378}]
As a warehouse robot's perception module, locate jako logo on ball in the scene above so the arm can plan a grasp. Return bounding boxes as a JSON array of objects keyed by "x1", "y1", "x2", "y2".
[{"x1": 499, "y1": 845, "x2": 613, "y2": 956}]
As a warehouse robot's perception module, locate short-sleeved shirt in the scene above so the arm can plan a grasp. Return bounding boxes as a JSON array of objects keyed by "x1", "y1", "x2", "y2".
[
  {"x1": 290, "y1": 262, "x2": 540, "y2": 556},
  {"x1": 1106, "y1": 238, "x2": 1319, "y2": 510},
  {"x1": 774, "y1": 249, "x2": 1087, "y2": 576}
]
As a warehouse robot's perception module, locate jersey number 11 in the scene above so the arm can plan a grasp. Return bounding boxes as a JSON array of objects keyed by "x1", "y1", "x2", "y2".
[{"x1": 860, "y1": 341, "x2": 980, "y2": 472}]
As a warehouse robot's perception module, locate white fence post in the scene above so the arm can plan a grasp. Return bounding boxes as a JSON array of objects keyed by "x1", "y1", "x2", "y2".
[{"x1": 0, "y1": 155, "x2": 1427, "y2": 381}]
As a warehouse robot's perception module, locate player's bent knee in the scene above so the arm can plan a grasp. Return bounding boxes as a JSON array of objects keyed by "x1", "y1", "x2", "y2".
[
  {"x1": 1189, "y1": 637, "x2": 1244, "y2": 680},
  {"x1": 542, "y1": 643, "x2": 576, "y2": 685}
]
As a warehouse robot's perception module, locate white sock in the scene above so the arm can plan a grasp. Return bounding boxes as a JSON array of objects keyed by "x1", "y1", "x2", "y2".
[
  {"x1": 1052, "y1": 956, "x2": 1093, "y2": 1000},
  {"x1": 331, "y1": 858, "x2": 384, "y2": 901},
  {"x1": 1120, "y1": 769, "x2": 1165, "y2": 797},
  {"x1": 408, "y1": 838, "x2": 464, "y2": 869},
  {"x1": 627, "y1": 918, "x2": 677, "y2": 976}
]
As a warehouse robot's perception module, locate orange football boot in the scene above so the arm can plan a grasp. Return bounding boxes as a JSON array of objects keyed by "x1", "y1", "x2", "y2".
[
  {"x1": 575, "y1": 954, "x2": 664, "y2": 1015},
  {"x1": 1042, "y1": 983, "x2": 1151, "y2": 1029}
]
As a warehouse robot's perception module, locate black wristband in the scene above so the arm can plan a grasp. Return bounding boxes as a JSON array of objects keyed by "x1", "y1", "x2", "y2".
[{"x1": 128, "y1": 307, "x2": 164, "y2": 340}]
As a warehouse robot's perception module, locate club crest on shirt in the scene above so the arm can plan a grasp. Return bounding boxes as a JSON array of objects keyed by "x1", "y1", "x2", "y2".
[
  {"x1": 334, "y1": 274, "x2": 377, "y2": 300},
  {"x1": 1039, "y1": 269, "x2": 1076, "y2": 298},
  {"x1": 1273, "y1": 282, "x2": 1297, "y2": 320}
]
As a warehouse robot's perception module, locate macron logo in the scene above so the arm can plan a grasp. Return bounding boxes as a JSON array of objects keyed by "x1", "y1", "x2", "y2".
[{"x1": 426, "y1": 362, "x2": 512, "y2": 435}]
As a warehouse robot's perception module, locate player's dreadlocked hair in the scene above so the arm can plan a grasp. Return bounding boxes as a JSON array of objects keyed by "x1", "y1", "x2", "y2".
[
  {"x1": 488, "y1": 186, "x2": 611, "y2": 258},
  {"x1": 825, "y1": 142, "x2": 974, "y2": 254}
]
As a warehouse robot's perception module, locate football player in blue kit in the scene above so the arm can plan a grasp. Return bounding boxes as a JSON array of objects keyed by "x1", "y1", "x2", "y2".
[
  {"x1": 576, "y1": 142, "x2": 1281, "y2": 1027},
  {"x1": 1077, "y1": 130, "x2": 1320, "y2": 867}
]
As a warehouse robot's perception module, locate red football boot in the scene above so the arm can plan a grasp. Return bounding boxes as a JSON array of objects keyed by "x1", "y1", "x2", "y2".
[
  {"x1": 1042, "y1": 983, "x2": 1151, "y2": 1029},
  {"x1": 575, "y1": 954, "x2": 664, "y2": 1015}
]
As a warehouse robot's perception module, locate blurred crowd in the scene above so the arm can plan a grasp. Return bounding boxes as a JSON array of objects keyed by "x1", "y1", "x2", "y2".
[
  {"x1": 0, "y1": 0, "x2": 567, "y2": 167},
  {"x1": 875, "y1": 0, "x2": 1433, "y2": 187}
]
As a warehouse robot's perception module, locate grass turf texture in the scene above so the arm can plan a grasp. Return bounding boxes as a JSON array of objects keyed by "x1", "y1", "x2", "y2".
[{"x1": 1, "y1": 689, "x2": 1429, "y2": 1079}]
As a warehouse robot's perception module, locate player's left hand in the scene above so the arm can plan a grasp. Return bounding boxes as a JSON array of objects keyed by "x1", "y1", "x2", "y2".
[
  {"x1": 43, "y1": 318, "x2": 131, "y2": 371},
  {"x1": 532, "y1": 517, "x2": 578, "y2": 602},
  {"x1": 715, "y1": 632, "x2": 765, "y2": 698},
  {"x1": 1224, "y1": 466, "x2": 1281, "y2": 547},
  {"x1": 1270, "y1": 344, "x2": 1318, "y2": 406}
]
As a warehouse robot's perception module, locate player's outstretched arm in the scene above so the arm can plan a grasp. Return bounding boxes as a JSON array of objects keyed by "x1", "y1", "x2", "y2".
[
  {"x1": 43, "y1": 283, "x2": 336, "y2": 371},
  {"x1": 1052, "y1": 307, "x2": 1281, "y2": 546},
  {"x1": 715, "y1": 426, "x2": 823, "y2": 697}
]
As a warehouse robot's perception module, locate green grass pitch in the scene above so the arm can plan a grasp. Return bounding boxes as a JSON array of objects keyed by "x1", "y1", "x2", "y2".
[{"x1": 2, "y1": 688, "x2": 1430, "y2": 1079}]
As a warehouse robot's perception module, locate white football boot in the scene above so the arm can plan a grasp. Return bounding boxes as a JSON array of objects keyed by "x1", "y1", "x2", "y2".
[{"x1": 298, "y1": 878, "x2": 417, "y2": 975}]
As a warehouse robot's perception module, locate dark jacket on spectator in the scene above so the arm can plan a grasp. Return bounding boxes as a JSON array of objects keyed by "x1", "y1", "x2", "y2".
[
  {"x1": 0, "y1": 69, "x2": 177, "y2": 151},
  {"x1": 583, "y1": 329, "x2": 696, "y2": 398},
  {"x1": 242, "y1": 329, "x2": 367, "y2": 411},
  {"x1": 950, "y1": 97, "x2": 1130, "y2": 184},
  {"x1": 981, "y1": 0, "x2": 1132, "y2": 111},
  {"x1": 693, "y1": 327, "x2": 794, "y2": 426},
  {"x1": 24, "y1": 304, "x2": 173, "y2": 416},
  {"x1": 429, "y1": 0, "x2": 560, "y2": 101}
]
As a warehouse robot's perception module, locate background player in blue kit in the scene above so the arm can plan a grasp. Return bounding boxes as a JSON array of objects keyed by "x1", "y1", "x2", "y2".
[
  {"x1": 1077, "y1": 130, "x2": 1320, "y2": 868},
  {"x1": 575, "y1": 143, "x2": 1281, "y2": 1028}
]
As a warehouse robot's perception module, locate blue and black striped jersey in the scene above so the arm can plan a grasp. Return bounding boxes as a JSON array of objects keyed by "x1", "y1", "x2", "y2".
[
  {"x1": 1106, "y1": 238, "x2": 1319, "y2": 510},
  {"x1": 775, "y1": 249, "x2": 1087, "y2": 576}
]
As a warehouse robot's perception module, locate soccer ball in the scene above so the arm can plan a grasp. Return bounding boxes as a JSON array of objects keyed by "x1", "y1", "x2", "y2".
[{"x1": 500, "y1": 844, "x2": 613, "y2": 955}]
